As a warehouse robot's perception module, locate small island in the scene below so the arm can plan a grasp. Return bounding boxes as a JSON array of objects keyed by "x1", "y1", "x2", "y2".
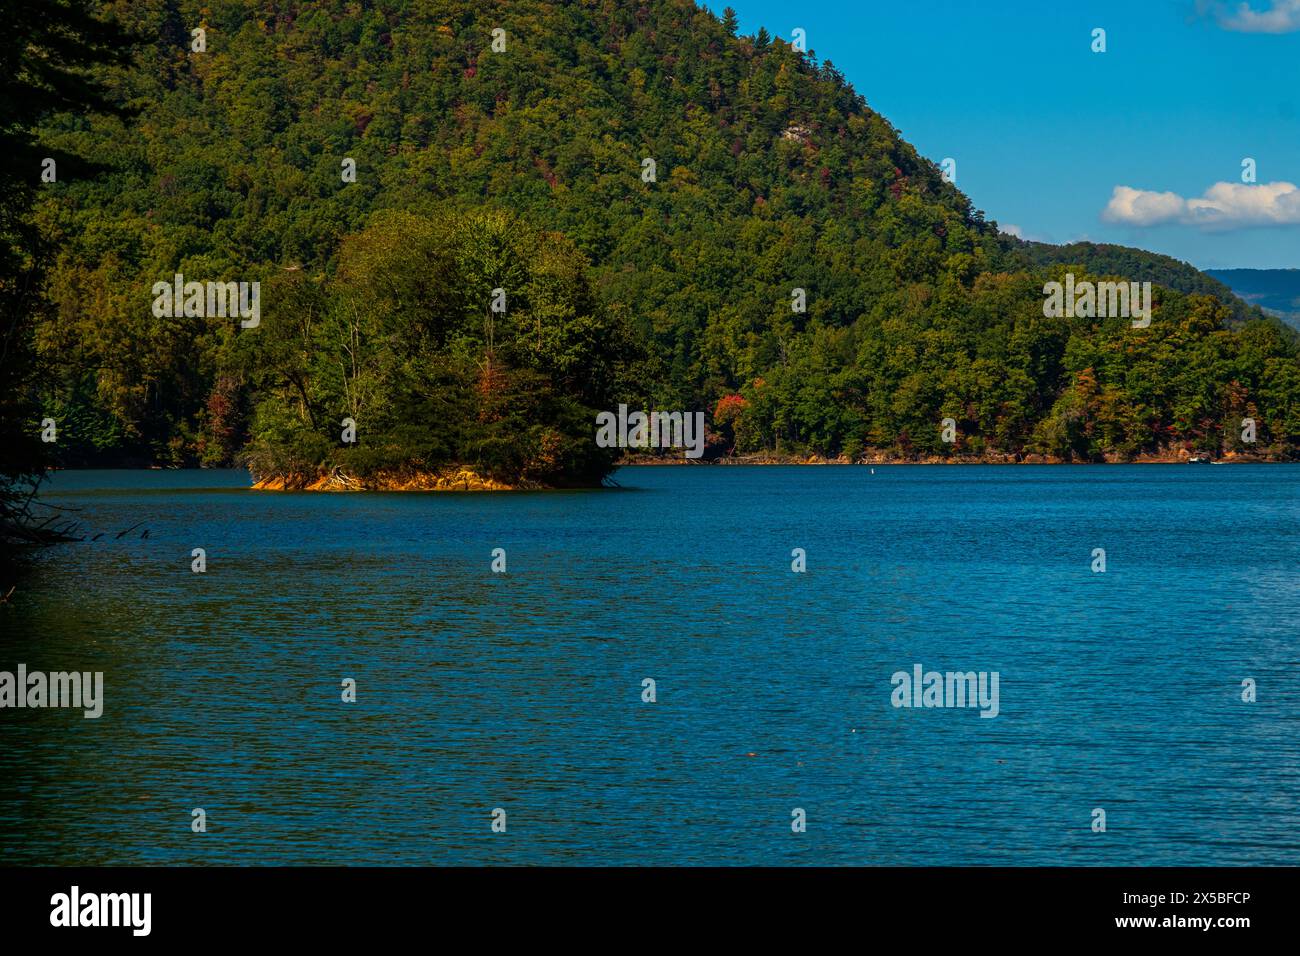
[{"x1": 239, "y1": 211, "x2": 631, "y2": 492}]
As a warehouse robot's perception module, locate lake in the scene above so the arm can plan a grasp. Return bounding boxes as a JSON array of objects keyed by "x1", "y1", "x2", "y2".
[{"x1": 2, "y1": 464, "x2": 1298, "y2": 865}]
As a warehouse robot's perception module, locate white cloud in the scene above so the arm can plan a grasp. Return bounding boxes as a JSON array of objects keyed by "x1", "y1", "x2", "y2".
[
  {"x1": 1208, "y1": 0, "x2": 1300, "y2": 33},
  {"x1": 1000, "y1": 223, "x2": 1023, "y2": 238},
  {"x1": 1101, "y1": 181, "x2": 1300, "y2": 229},
  {"x1": 1101, "y1": 187, "x2": 1187, "y2": 227}
]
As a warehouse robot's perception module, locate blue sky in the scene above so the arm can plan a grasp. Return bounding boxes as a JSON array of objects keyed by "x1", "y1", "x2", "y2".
[{"x1": 713, "y1": 0, "x2": 1300, "y2": 269}]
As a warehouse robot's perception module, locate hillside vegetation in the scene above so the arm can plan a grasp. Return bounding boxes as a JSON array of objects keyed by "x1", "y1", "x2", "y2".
[{"x1": 24, "y1": 0, "x2": 1300, "y2": 478}]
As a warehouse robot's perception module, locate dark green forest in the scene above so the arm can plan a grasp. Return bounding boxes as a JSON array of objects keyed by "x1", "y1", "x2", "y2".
[
  {"x1": 2, "y1": 0, "x2": 137, "y2": 545},
  {"x1": 13, "y1": 0, "x2": 1300, "y2": 492}
]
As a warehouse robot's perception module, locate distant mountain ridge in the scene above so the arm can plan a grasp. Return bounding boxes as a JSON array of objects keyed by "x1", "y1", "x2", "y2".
[
  {"x1": 1205, "y1": 269, "x2": 1300, "y2": 329},
  {"x1": 1021, "y1": 243, "x2": 1268, "y2": 328}
]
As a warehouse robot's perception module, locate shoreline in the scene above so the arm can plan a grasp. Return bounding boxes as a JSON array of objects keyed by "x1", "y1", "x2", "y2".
[
  {"x1": 253, "y1": 451, "x2": 1277, "y2": 491},
  {"x1": 42, "y1": 451, "x2": 1289, "y2": 492},
  {"x1": 618, "y1": 450, "x2": 1282, "y2": 466},
  {"x1": 250, "y1": 467, "x2": 527, "y2": 492}
]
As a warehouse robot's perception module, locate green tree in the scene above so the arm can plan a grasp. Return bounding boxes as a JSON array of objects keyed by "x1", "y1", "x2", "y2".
[{"x1": 1, "y1": 0, "x2": 138, "y2": 549}]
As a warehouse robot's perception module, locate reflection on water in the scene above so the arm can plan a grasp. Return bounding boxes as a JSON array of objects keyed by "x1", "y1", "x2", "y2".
[{"x1": 1, "y1": 465, "x2": 1298, "y2": 864}]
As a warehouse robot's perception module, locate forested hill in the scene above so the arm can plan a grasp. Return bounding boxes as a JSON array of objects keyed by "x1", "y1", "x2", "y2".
[
  {"x1": 1015, "y1": 241, "x2": 1264, "y2": 328},
  {"x1": 30, "y1": 0, "x2": 1300, "y2": 469}
]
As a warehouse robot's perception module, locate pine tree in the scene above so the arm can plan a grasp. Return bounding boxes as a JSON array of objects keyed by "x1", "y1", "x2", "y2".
[{"x1": 0, "y1": 0, "x2": 140, "y2": 550}]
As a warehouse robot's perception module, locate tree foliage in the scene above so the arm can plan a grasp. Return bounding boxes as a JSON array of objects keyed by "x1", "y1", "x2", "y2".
[
  {"x1": 238, "y1": 209, "x2": 638, "y2": 486},
  {"x1": 25, "y1": 0, "x2": 1300, "y2": 473},
  {"x1": 1, "y1": 0, "x2": 139, "y2": 547}
]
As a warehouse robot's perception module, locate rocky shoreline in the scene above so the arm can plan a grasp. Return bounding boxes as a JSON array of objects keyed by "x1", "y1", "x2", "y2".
[
  {"x1": 251, "y1": 466, "x2": 526, "y2": 492},
  {"x1": 247, "y1": 449, "x2": 1287, "y2": 491}
]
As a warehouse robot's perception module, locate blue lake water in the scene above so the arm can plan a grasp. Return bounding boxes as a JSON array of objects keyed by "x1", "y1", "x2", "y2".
[{"x1": 1, "y1": 464, "x2": 1298, "y2": 865}]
